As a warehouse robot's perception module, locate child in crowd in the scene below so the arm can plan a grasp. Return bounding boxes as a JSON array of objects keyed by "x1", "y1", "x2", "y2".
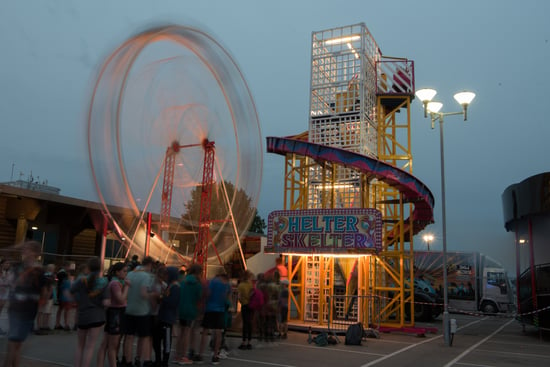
[
  {"x1": 36, "y1": 264, "x2": 56, "y2": 334},
  {"x1": 155, "y1": 267, "x2": 180, "y2": 366}
]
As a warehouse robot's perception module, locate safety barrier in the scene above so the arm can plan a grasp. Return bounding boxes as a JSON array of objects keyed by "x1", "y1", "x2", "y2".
[
  {"x1": 327, "y1": 294, "x2": 381, "y2": 339},
  {"x1": 327, "y1": 294, "x2": 550, "y2": 335}
]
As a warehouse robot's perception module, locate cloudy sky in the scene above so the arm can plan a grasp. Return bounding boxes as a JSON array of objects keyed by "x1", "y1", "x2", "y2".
[{"x1": 1, "y1": 0, "x2": 549, "y2": 272}]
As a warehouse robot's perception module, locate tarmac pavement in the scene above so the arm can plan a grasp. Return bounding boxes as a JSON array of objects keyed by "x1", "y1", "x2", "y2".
[{"x1": 0, "y1": 311, "x2": 549, "y2": 367}]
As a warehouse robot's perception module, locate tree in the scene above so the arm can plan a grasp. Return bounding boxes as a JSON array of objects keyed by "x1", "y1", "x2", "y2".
[
  {"x1": 181, "y1": 180, "x2": 258, "y2": 260},
  {"x1": 183, "y1": 180, "x2": 254, "y2": 230},
  {"x1": 249, "y1": 210, "x2": 266, "y2": 234}
]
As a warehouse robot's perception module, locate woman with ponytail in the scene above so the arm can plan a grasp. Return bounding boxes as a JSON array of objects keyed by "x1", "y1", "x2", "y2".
[
  {"x1": 98, "y1": 262, "x2": 131, "y2": 367},
  {"x1": 70, "y1": 257, "x2": 109, "y2": 367}
]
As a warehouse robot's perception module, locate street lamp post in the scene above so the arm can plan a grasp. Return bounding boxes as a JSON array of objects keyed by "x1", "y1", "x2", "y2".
[
  {"x1": 422, "y1": 233, "x2": 434, "y2": 251},
  {"x1": 415, "y1": 88, "x2": 476, "y2": 347}
]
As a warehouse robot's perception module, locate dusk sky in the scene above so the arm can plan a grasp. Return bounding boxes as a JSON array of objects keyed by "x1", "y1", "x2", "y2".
[{"x1": 1, "y1": 0, "x2": 549, "y2": 272}]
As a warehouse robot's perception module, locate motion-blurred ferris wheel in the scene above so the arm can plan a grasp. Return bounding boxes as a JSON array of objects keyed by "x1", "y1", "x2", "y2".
[{"x1": 87, "y1": 25, "x2": 262, "y2": 274}]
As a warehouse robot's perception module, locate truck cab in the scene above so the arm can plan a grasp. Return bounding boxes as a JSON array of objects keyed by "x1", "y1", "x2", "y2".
[{"x1": 480, "y1": 267, "x2": 514, "y2": 313}]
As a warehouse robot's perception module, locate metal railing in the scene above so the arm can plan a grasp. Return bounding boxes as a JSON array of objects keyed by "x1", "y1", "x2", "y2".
[
  {"x1": 376, "y1": 59, "x2": 415, "y2": 95},
  {"x1": 327, "y1": 294, "x2": 381, "y2": 340}
]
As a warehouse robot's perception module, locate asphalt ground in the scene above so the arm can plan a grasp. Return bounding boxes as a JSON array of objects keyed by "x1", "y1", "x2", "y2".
[{"x1": 0, "y1": 311, "x2": 549, "y2": 367}]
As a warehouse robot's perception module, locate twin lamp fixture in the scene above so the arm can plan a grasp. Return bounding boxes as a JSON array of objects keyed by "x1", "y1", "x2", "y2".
[{"x1": 415, "y1": 88, "x2": 476, "y2": 128}]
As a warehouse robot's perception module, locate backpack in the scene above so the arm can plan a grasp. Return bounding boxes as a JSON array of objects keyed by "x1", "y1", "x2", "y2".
[
  {"x1": 248, "y1": 288, "x2": 264, "y2": 311},
  {"x1": 312, "y1": 332, "x2": 329, "y2": 347},
  {"x1": 345, "y1": 323, "x2": 364, "y2": 345}
]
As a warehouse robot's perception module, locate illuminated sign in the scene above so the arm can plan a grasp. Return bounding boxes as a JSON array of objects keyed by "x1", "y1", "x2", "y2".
[{"x1": 265, "y1": 208, "x2": 382, "y2": 254}]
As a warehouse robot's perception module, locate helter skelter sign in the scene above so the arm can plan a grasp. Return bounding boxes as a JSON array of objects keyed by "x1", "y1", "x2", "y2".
[{"x1": 265, "y1": 208, "x2": 383, "y2": 254}]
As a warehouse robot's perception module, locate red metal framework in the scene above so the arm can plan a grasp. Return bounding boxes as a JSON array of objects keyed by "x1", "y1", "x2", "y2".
[
  {"x1": 194, "y1": 139, "x2": 216, "y2": 276},
  {"x1": 160, "y1": 141, "x2": 181, "y2": 231},
  {"x1": 159, "y1": 138, "x2": 219, "y2": 277}
]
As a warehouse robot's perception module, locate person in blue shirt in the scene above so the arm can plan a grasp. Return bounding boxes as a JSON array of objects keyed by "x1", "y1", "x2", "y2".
[
  {"x1": 4, "y1": 241, "x2": 48, "y2": 367},
  {"x1": 197, "y1": 270, "x2": 230, "y2": 365}
]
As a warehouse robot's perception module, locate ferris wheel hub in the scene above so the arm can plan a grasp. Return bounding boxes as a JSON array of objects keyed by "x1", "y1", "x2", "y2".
[
  {"x1": 170, "y1": 140, "x2": 181, "y2": 153},
  {"x1": 202, "y1": 138, "x2": 214, "y2": 149}
]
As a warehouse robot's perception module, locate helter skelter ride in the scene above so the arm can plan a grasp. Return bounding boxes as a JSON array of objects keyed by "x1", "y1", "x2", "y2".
[
  {"x1": 265, "y1": 24, "x2": 436, "y2": 331},
  {"x1": 87, "y1": 25, "x2": 262, "y2": 276}
]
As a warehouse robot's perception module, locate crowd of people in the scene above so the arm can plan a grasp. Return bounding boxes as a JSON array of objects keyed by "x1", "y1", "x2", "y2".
[{"x1": 0, "y1": 241, "x2": 291, "y2": 367}]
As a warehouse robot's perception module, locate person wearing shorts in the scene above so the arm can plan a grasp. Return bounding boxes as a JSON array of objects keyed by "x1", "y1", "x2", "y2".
[
  {"x1": 70, "y1": 257, "x2": 108, "y2": 367},
  {"x1": 198, "y1": 270, "x2": 230, "y2": 365},
  {"x1": 122, "y1": 256, "x2": 155, "y2": 367},
  {"x1": 102, "y1": 262, "x2": 130, "y2": 367},
  {"x1": 4, "y1": 241, "x2": 48, "y2": 367},
  {"x1": 124, "y1": 314, "x2": 153, "y2": 337},
  {"x1": 174, "y1": 264, "x2": 203, "y2": 365}
]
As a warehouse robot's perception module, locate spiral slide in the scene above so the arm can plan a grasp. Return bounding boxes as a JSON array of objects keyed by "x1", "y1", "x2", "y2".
[{"x1": 266, "y1": 136, "x2": 434, "y2": 235}]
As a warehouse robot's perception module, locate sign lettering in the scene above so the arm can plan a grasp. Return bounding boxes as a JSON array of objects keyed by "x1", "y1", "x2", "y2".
[{"x1": 265, "y1": 208, "x2": 382, "y2": 254}]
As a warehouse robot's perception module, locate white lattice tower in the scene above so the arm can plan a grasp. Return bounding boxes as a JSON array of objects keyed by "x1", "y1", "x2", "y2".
[{"x1": 307, "y1": 23, "x2": 381, "y2": 209}]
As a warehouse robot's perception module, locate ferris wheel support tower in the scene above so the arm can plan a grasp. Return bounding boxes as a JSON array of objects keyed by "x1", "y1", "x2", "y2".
[{"x1": 159, "y1": 139, "x2": 220, "y2": 277}]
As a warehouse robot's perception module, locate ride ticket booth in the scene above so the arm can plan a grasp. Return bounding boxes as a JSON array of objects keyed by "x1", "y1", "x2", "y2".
[{"x1": 265, "y1": 208, "x2": 384, "y2": 332}]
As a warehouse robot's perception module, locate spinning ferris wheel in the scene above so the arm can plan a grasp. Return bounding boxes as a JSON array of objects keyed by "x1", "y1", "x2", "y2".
[{"x1": 87, "y1": 25, "x2": 262, "y2": 274}]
